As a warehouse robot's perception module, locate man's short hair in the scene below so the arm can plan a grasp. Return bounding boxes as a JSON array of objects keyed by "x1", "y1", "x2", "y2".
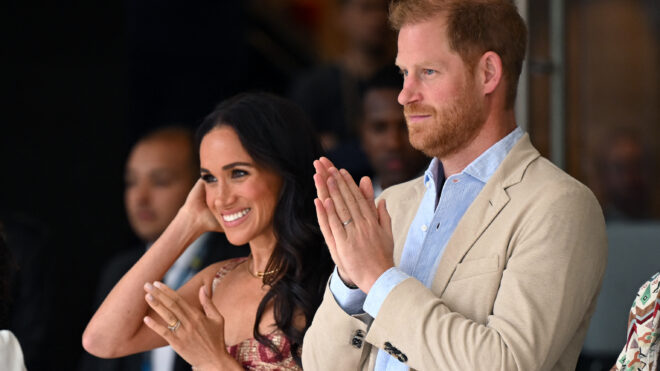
[
  {"x1": 136, "y1": 125, "x2": 199, "y2": 176},
  {"x1": 389, "y1": 0, "x2": 527, "y2": 108}
]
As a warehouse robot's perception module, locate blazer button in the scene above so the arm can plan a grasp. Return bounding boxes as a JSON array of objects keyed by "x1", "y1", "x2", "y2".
[{"x1": 351, "y1": 329, "x2": 365, "y2": 349}]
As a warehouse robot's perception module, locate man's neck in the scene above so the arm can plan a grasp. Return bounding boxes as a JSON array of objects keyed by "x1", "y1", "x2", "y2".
[{"x1": 440, "y1": 111, "x2": 517, "y2": 178}]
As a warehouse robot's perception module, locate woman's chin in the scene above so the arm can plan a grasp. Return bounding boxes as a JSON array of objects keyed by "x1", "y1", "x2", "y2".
[{"x1": 224, "y1": 232, "x2": 250, "y2": 247}]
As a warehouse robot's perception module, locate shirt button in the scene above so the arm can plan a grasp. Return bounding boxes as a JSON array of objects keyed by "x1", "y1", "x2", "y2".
[{"x1": 421, "y1": 225, "x2": 427, "y2": 232}]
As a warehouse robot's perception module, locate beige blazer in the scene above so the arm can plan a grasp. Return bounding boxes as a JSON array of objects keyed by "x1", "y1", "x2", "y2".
[{"x1": 302, "y1": 135, "x2": 608, "y2": 371}]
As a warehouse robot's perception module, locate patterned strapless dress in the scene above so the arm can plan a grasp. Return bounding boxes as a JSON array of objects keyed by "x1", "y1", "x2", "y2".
[{"x1": 212, "y1": 258, "x2": 302, "y2": 371}]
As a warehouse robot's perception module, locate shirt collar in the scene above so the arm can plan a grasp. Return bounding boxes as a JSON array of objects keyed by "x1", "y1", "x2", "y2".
[{"x1": 423, "y1": 126, "x2": 524, "y2": 188}]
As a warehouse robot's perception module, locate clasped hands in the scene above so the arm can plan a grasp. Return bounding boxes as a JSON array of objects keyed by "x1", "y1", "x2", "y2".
[
  {"x1": 313, "y1": 157, "x2": 395, "y2": 293},
  {"x1": 143, "y1": 282, "x2": 242, "y2": 371}
]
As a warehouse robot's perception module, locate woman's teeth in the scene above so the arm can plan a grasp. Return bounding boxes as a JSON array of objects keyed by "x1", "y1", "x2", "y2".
[{"x1": 223, "y1": 208, "x2": 250, "y2": 222}]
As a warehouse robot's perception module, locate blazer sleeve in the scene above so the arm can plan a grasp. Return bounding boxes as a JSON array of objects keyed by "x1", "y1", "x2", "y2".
[
  {"x1": 302, "y1": 282, "x2": 374, "y2": 370},
  {"x1": 363, "y1": 183, "x2": 608, "y2": 371}
]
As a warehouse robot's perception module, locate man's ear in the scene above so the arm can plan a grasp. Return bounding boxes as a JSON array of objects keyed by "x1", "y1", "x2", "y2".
[{"x1": 478, "y1": 51, "x2": 503, "y2": 96}]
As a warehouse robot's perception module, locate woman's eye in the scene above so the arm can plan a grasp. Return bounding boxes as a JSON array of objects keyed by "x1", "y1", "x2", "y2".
[
  {"x1": 201, "y1": 174, "x2": 216, "y2": 183},
  {"x1": 231, "y1": 169, "x2": 248, "y2": 179}
]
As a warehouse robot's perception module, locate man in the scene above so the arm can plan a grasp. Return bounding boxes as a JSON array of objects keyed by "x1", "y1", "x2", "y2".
[
  {"x1": 291, "y1": 0, "x2": 394, "y2": 153},
  {"x1": 358, "y1": 68, "x2": 428, "y2": 197},
  {"x1": 303, "y1": 1, "x2": 607, "y2": 370},
  {"x1": 79, "y1": 126, "x2": 247, "y2": 371}
]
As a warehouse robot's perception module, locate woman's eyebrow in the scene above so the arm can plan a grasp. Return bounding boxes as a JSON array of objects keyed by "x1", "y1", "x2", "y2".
[{"x1": 221, "y1": 162, "x2": 254, "y2": 170}]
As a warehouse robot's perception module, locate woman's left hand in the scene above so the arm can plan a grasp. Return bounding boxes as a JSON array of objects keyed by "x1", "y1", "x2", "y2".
[{"x1": 143, "y1": 282, "x2": 242, "y2": 371}]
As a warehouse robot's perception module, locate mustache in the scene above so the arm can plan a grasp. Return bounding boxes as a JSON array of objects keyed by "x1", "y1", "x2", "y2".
[{"x1": 404, "y1": 103, "x2": 435, "y2": 116}]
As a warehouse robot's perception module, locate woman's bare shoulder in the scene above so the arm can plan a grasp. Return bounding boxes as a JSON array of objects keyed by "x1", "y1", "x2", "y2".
[{"x1": 199, "y1": 257, "x2": 246, "y2": 286}]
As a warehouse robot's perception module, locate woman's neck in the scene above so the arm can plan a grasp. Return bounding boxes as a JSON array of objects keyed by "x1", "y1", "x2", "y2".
[{"x1": 248, "y1": 233, "x2": 277, "y2": 272}]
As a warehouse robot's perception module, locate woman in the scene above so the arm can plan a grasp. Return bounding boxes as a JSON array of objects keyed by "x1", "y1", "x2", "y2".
[
  {"x1": 611, "y1": 272, "x2": 659, "y2": 371},
  {"x1": 83, "y1": 93, "x2": 333, "y2": 370}
]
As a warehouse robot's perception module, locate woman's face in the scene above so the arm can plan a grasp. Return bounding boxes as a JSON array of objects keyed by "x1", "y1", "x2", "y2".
[{"x1": 199, "y1": 126, "x2": 283, "y2": 247}]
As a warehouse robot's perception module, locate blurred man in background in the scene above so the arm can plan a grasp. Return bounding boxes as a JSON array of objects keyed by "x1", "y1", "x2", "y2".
[{"x1": 358, "y1": 68, "x2": 428, "y2": 196}]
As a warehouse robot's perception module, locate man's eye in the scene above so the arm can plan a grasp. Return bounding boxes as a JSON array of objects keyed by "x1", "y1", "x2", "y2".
[
  {"x1": 201, "y1": 174, "x2": 216, "y2": 183},
  {"x1": 153, "y1": 178, "x2": 173, "y2": 187},
  {"x1": 370, "y1": 122, "x2": 387, "y2": 134},
  {"x1": 399, "y1": 69, "x2": 408, "y2": 77},
  {"x1": 422, "y1": 69, "x2": 436, "y2": 76},
  {"x1": 231, "y1": 169, "x2": 248, "y2": 178}
]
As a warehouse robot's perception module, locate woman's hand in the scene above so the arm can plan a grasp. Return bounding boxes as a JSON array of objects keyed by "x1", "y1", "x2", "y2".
[
  {"x1": 179, "y1": 179, "x2": 223, "y2": 234},
  {"x1": 143, "y1": 282, "x2": 242, "y2": 371}
]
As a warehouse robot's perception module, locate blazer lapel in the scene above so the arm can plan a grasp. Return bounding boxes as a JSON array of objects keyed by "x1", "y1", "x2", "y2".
[{"x1": 431, "y1": 134, "x2": 540, "y2": 295}]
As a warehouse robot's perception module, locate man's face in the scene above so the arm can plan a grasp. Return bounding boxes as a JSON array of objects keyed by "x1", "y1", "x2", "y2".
[
  {"x1": 124, "y1": 136, "x2": 196, "y2": 243},
  {"x1": 395, "y1": 15, "x2": 486, "y2": 159},
  {"x1": 360, "y1": 88, "x2": 428, "y2": 188}
]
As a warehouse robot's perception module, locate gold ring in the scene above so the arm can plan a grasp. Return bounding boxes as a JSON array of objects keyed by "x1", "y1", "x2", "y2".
[{"x1": 167, "y1": 319, "x2": 181, "y2": 332}]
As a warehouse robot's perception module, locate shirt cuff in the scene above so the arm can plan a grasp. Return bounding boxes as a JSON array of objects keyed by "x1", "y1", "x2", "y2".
[
  {"x1": 329, "y1": 267, "x2": 367, "y2": 315},
  {"x1": 363, "y1": 267, "x2": 410, "y2": 317}
]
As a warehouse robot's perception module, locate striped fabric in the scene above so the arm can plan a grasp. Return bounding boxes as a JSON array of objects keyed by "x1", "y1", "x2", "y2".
[{"x1": 613, "y1": 272, "x2": 660, "y2": 371}]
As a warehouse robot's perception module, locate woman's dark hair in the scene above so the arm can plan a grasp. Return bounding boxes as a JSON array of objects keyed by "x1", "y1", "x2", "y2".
[{"x1": 196, "y1": 92, "x2": 333, "y2": 364}]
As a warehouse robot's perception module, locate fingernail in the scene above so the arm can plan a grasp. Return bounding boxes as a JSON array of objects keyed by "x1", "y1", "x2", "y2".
[
  {"x1": 153, "y1": 281, "x2": 163, "y2": 288},
  {"x1": 146, "y1": 293, "x2": 154, "y2": 302},
  {"x1": 143, "y1": 316, "x2": 151, "y2": 324},
  {"x1": 144, "y1": 282, "x2": 153, "y2": 290}
]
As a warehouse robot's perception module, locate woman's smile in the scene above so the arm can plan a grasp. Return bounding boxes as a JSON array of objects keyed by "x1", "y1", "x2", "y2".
[{"x1": 221, "y1": 208, "x2": 251, "y2": 225}]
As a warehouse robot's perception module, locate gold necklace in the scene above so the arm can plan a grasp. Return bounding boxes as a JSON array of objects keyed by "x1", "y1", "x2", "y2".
[{"x1": 246, "y1": 254, "x2": 278, "y2": 278}]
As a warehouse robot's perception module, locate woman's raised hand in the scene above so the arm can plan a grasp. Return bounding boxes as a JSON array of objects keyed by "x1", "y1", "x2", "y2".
[
  {"x1": 143, "y1": 282, "x2": 242, "y2": 371},
  {"x1": 179, "y1": 179, "x2": 223, "y2": 234}
]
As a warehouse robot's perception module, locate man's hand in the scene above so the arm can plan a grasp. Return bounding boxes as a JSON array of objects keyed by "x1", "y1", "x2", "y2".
[{"x1": 313, "y1": 157, "x2": 395, "y2": 293}]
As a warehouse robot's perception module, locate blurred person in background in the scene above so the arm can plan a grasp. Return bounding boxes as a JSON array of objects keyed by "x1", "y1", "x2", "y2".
[
  {"x1": 0, "y1": 222, "x2": 28, "y2": 371},
  {"x1": 595, "y1": 130, "x2": 656, "y2": 221},
  {"x1": 0, "y1": 211, "x2": 52, "y2": 371},
  {"x1": 358, "y1": 67, "x2": 429, "y2": 197},
  {"x1": 79, "y1": 126, "x2": 248, "y2": 371},
  {"x1": 291, "y1": 0, "x2": 395, "y2": 154}
]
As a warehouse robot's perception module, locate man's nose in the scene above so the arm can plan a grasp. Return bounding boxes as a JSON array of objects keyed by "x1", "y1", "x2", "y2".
[{"x1": 398, "y1": 77, "x2": 420, "y2": 106}]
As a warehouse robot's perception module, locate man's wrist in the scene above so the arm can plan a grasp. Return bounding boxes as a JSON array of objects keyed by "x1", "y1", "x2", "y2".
[{"x1": 337, "y1": 268, "x2": 358, "y2": 289}]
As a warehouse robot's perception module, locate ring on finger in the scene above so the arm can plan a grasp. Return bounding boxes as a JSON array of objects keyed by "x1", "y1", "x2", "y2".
[
  {"x1": 167, "y1": 319, "x2": 181, "y2": 332},
  {"x1": 342, "y1": 218, "x2": 353, "y2": 227}
]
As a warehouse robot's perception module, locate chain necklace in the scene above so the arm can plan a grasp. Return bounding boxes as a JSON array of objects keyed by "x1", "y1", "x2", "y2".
[{"x1": 246, "y1": 254, "x2": 278, "y2": 278}]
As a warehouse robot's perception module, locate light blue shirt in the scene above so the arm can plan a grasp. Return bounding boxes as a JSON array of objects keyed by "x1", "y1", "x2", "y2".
[{"x1": 330, "y1": 127, "x2": 524, "y2": 370}]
